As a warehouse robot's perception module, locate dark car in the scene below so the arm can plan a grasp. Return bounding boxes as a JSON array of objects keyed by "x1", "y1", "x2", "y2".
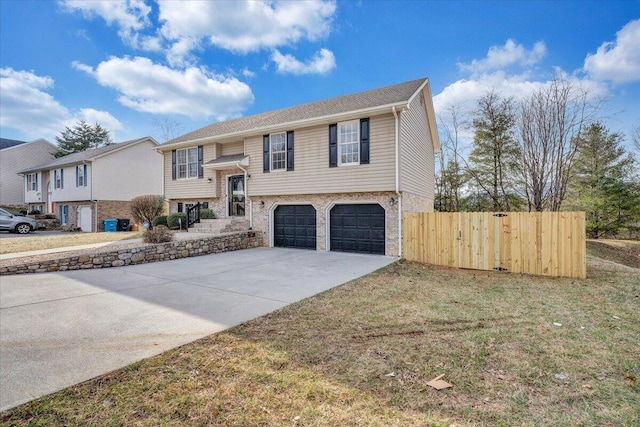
[{"x1": 0, "y1": 208, "x2": 40, "y2": 234}]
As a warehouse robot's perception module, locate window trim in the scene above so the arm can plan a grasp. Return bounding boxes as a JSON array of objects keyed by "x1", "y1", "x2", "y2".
[
  {"x1": 54, "y1": 169, "x2": 64, "y2": 189},
  {"x1": 26, "y1": 173, "x2": 38, "y2": 192},
  {"x1": 176, "y1": 147, "x2": 199, "y2": 180},
  {"x1": 337, "y1": 120, "x2": 360, "y2": 166},
  {"x1": 270, "y1": 132, "x2": 287, "y2": 172},
  {"x1": 76, "y1": 165, "x2": 87, "y2": 187}
]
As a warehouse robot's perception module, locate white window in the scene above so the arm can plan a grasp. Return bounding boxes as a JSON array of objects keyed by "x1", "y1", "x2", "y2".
[
  {"x1": 177, "y1": 147, "x2": 199, "y2": 179},
  {"x1": 270, "y1": 133, "x2": 286, "y2": 171},
  {"x1": 26, "y1": 173, "x2": 38, "y2": 192},
  {"x1": 76, "y1": 165, "x2": 86, "y2": 187},
  {"x1": 338, "y1": 121, "x2": 359, "y2": 165},
  {"x1": 54, "y1": 169, "x2": 63, "y2": 189}
]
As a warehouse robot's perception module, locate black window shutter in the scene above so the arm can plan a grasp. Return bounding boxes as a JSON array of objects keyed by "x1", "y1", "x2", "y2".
[
  {"x1": 329, "y1": 124, "x2": 337, "y2": 167},
  {"x1": 171, "y1": 150, "x2": 177, "y2": 180},
  {"x1": 75, "y1": 166, "x2": 79, "y2": 187},
  {"x1": 84, "y1": 165, "x2": 87, "y2": 186},
  {"x1": 198, "y1": 145, "x2": 204, "y2": 179},
  {"x1": 177, "y1": 202, "x2": 183, "y2": 213},
  {"x1": 360, "y1": 118, "x2": 370, "y2": 164},
  {"x1": 60, "y1": 168, "x2": 64, "y2": 188},
  {"x1": 286, "y1": 131, "x2": 294, "y2": 171},
  {"x1": 263, "y1": 135, "x2": 270, "y2": 173}
]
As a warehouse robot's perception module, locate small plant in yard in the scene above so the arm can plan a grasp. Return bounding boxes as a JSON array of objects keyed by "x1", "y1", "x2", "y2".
[
  {"x1": 130, "y1": 195, "x2": 164, "y2": 229},
  {"x1": 200, "y1": 208, "x2": 216, "y2": 219},
  {"x1": 167, "y1": 212, "x2": 186, "y2": 229},
  {"x1": 152, "y1": 215, "x2": 168, "y2": 227},
  {"x1": 143, "y1": 225, "x2": 173, "y2": 243}
]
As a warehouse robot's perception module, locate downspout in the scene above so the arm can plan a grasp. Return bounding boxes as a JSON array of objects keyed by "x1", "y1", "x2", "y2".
[
  {"x1": 392, "y1": 106, "x2": 402, "y2": 257},
  {"x1": 236, "y1": 163, "x2": 252, "y2": 229}
]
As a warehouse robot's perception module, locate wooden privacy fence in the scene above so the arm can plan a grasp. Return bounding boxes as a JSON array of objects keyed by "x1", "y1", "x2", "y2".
[{"x1": 403, "y1": 212, "x2": 586, "y2": 279}]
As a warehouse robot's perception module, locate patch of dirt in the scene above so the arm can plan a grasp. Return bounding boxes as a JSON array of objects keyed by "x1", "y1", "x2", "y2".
[{"x1": 586, "y1": 240, "x2": 640, "y2": 269}]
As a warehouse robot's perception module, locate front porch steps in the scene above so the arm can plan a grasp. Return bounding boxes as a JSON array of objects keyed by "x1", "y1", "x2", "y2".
[{"x1": 188, "y1": 218, "x2": 250, "y2": 234}]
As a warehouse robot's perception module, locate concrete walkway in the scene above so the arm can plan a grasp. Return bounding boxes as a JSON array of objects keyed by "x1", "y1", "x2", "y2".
[{"x1": 0, "y1": 247, "x2": 394, "y2": 411}]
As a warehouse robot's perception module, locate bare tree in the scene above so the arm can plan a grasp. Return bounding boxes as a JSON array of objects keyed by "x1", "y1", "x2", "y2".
[
  {"x1": 152, "y1": 117, "x2": 185, "y2": 142},
  {"x1": 436, "y1": 104, "x2": 468, "y2": 211},
  {"x1": 516, "y1": 79, "x2": 600, "y2": 211}
]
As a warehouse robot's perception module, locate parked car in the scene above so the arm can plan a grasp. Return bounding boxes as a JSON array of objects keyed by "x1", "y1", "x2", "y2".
[{"x1": 0, "y1": 207, "x2": 40, "y2": 234}]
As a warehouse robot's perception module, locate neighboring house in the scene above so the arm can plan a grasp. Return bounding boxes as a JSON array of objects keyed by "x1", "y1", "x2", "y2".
[
  {"x1": 20, "y1": 137, "x2": 163, "y2": 232},
  {"x1": 0, "y1": 138, "x2": 56, "y2": 209},
  {"x1": 157, "y1": 78, "x2": 440, "y2": 256}
]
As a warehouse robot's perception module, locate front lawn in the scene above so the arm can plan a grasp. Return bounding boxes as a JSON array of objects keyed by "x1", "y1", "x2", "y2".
[
  {"x1": 1, "y1": 241, "x2": 638, "y2": 426},
  {"x1": 0, "y1": 232, "x2": 143, "y2": 255}
]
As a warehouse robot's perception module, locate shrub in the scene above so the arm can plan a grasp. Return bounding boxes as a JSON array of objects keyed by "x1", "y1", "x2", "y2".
[
  {"x1": 130, "y1": 195, "x2": 164, "y2": 229},
  {"x1": 143, "y1": 225, "x2": 173, "y2": 243},
  {"x1": 152, "y1": 215, "x2": 168, "y2": 227},
  {"x1": 43, "y1": 214, "x2": 57, "y2": 219},
  {"x1": 167, "y1": 212, "x2": 187, "y2": 229},
  {"x1": 200, "y1": 208, "x2": 216, "y2": 219},
  {"x1": 28, "y1": 209, "x2": 42, "y2": 215}
]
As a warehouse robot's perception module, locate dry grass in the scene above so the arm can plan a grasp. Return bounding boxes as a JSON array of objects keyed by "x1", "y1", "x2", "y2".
[
  {"x1": 0, "y1": 232, "x2": 143, "y2": 255},
  {"x1": 1, "y1": 241, "x2": 638, "y2": 426}
]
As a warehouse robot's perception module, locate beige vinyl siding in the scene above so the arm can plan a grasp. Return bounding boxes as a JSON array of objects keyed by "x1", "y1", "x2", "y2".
[
  {"x1": 164, "y1": 144, "x2": 218, "y2": 199},
  {"x1": 221, "y1": 141, "x2": 244, "y2": 156},
  {"x1": 399, "y1": 90, "x2": 435, "y2": 199},
  {"x1": 247, "y1": 113, "x2": 396, "y2": 196}
]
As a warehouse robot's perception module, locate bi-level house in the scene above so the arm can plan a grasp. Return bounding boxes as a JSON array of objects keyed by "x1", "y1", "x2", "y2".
[
  {"x1": 21, "y1": 137, "x2": 163, "y2": 232},
  {"x1": 157, "y1": 78, "x2": 440, "y2": 256},
  {"x1": 0, "y1": 138, "x2": 56, "y2": 210}
]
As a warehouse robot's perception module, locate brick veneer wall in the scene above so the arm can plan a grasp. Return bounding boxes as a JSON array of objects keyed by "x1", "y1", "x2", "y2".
[{"x1": 0, "y1": 231, "x2": 262, "y2": 275}]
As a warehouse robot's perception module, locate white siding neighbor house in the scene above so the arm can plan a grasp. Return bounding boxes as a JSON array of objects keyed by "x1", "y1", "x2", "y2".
[
  {"x1": 20, "y1": 137, "x2": 163, "y2": 232},
  {"x1": 157, "y1": 78, "x2": 440, "y2": 256},
  {"x1": 0, "y1": 138, "x2": 56, "y2": 210}
]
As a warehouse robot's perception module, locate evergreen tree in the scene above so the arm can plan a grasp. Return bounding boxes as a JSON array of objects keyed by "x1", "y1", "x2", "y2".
[
  {"x1": 569, "y1": 122, "x2": 639, "y2": 238},
  {"x1": 55, "y1": 120, "x2": 113, "y2": 157},
  {"x1": 468, "y1": 92, "x2": 520, "y2": 211}
]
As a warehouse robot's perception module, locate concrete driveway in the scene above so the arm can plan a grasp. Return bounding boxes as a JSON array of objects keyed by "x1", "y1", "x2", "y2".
[{"x1": 0, "y1": 247, "x2": 394, "y2": 411}]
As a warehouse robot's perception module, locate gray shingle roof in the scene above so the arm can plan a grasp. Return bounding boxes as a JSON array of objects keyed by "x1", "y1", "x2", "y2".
[
  {"x1": 0, "y1": 138, "x2": 28, "y2": 150},
  {"x1": 20, "y1": 137, "x2": 157, "y2": 173},
  {"x1": 164, "y1": 78, "x2": 427, "y2": 146}
]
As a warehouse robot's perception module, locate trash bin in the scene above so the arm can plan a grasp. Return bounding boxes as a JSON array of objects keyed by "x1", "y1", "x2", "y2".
[
  {"x1": 104, "y1": 218, "x2": 117, "y2": 232},
  {"x1": 117, "y1": 218, "x2": 130, "y2": 232}
]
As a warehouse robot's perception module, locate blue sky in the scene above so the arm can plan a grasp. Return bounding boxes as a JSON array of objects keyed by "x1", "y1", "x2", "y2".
[{"x1": 1, "y1": 0, "x2": 638, "y2": 149}]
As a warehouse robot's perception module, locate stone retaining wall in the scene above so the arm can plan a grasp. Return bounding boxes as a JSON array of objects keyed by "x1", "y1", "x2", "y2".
[{"x1": 0, "y1": 231, "x2": 262, "y2": 275}]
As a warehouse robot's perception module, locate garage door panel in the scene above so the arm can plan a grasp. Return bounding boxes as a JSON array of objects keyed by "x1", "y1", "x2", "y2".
[
  {"x1": 330, "y1": 204, "x2": 385, "y2": 255},
  {"x1": 274, "y1": 205, "x2": 316, "y2": 250}
]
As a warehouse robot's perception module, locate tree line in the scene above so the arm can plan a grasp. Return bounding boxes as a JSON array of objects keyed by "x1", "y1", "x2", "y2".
[{"x1": 435, "y1": 79, "x2": 640, "y2": 239}]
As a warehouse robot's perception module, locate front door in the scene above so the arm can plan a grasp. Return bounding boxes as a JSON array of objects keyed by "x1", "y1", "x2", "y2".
[{"x1": 228, "y1": 175, "x2": 245, "y2": 217}]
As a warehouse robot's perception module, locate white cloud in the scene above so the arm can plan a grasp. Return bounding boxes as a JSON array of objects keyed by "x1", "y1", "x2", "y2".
[
  {"x1": 77, "y1": 108, "x2": 124, "y2": 133},
  {"x1": 272, "y1": 48, "x2": 336, "y2": 75},
  {"x1": 74, "y1": 56, "x2": 254, "y2": 120},
  {"x1": 584, "y1": 19, "x2": 640, "y2": 84},
  {"x1": 61, "y1": 0, "x2": 156, "y2": 50},
  {"x1": 0, "y1": 68, "x2": 122, "y2": 139},
  {"x1": 158, "y1": 0, "x2": 335, "y2": 53},
  {"x1": 458, "y1": 39, "x2": 547, "y2": 75}
]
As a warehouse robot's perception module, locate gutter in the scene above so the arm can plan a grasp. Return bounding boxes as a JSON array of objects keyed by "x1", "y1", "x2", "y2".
[{"x1": 392, "y1": 106, "x2": 402, "y2": 258}]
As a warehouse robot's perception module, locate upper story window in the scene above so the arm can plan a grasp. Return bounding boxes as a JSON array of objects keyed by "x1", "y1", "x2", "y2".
[
  {"x1": 270, "y1": 133, "x2": 286, "y2": 171},
  {"x1": 54, "y1": 169, "x2": 64, "y2": 189},
  {"x1": 26, "y1": 173, "x2": 38, "y2": 192},
  {"x1": 329, "y1": 118, "x2": 369, "y2": 168},
  {"x1": 338, "y1": 121, "x2": 360, "y2": 165},
  {"x1": 177, "y1": 147, "x2": 199, "y2": 179},
  {"x1": 76, "y1": 165, "x2": 87, "y2": 187},
  {"x1": 171, "y1": 146, "x2": 203, "y2": 181},
  {"x1": 263, "y1": 131, "x2": 294, "y2": 173}
]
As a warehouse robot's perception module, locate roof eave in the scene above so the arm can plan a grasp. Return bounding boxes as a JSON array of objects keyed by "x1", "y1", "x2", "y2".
[{"x1": 156, "y1": 101, "x2": 409, "y2": 151}]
